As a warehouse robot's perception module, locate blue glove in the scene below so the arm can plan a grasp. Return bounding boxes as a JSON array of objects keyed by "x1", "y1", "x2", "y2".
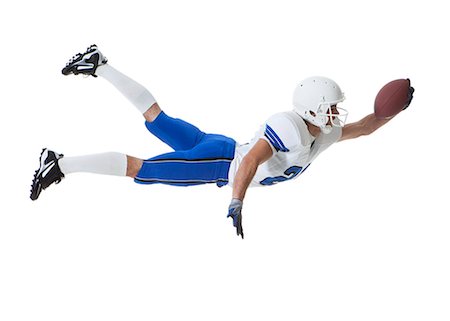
[
  {"x1": 227, "y1": 198, "x2": 244, "y2": 239},
  {"x1": 403, "y1": 79, "x2": 414, "y2": 110}
]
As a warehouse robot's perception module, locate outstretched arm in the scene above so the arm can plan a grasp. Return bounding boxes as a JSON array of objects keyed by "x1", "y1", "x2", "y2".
[
  {"x1": 227, "y1": 139, "x2": 273, "y2": 238},
  {"x1": 339, "y1": 113, "x2": 392, "y2": 141},
  {"x1": 341, "y1": 82, "x2": 414, "y2": 141}
]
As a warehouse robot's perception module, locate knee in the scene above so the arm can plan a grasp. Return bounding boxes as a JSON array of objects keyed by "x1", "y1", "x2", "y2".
[
  {"x1": 126, "y1": 156, "x2": 143, "y2": 178},
  {"x1": 143, "y1": 103, "x2": 162, "y2": 122}
]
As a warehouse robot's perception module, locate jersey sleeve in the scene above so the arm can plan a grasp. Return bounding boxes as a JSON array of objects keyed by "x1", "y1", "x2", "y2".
[{"x1": 260, "y1": 113, "x2": 300, "y2": 153}]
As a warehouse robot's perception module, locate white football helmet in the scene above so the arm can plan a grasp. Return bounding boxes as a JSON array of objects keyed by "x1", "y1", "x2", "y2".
[{"x1": 293, "y1": 76, "x2": 348, "y2": 134}]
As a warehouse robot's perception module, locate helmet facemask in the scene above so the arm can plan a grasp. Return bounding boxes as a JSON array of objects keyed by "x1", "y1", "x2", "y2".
[
  {"x1": 302, "y1": 103, "x2": 348, "y2": 134},
  {"x1": 316, "y1": 103, "x2": 348, "y2": 133}
]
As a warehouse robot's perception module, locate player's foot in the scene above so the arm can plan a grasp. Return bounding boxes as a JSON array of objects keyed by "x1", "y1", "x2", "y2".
[
  {"x1": 30, "y1": 149, "x2": 65, "y2": 201},
  {"x1": 61, "y1": 44, "x2": 107, "y2": 77}
]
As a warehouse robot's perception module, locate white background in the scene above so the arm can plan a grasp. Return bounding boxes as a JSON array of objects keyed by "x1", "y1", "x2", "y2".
[{"x1": 1, "y1": 0, "x2": 449, "y2": 320}]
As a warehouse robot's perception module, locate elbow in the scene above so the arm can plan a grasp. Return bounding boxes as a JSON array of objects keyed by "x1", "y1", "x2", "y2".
[{"x1": 238, "y1": 154, "x2": 261, "y2": 179}]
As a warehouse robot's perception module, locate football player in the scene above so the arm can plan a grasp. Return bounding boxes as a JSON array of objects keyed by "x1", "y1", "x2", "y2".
[{"x1": 30, "y1": 45, "x2": 414, "y2": 238}]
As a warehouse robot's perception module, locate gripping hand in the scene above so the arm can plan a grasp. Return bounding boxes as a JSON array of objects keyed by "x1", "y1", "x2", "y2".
[{"x1": 404, "y1": 79, "x2": 415, "y2": 110}]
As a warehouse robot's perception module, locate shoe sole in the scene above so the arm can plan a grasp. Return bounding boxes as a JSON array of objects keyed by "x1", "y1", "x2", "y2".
[{"x1": 30, "y1": 148, "x2": 48, "y2": 200}]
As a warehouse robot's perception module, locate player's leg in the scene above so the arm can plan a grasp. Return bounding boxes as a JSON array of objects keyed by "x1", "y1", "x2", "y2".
[
  {"x1": 144, "y1": 106, "x2": 208, "y2": 151},
  {"x1": 135, "y1": 151, "x2": 231, "y2": 186},
  {"x1": 125, "y1": 155, "x2": 143, "y2": 178},
  {"x1": 62, "y1": 45, "x2": 156, "y2": 116},
  {"x1": 62, "y1": 45, "x2": 206, "y2": 151},
  {"x1": 135, "y1": 134, "x2": 236, "y2": 187},
  {"x1": 30, "y1": 149, "x2": 141, "y2": 201},
  {"x1": 93, "y1": 62, "x2": 206, "y2": 151}
]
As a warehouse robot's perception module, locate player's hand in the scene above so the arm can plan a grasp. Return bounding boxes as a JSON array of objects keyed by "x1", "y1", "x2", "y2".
[
  {"x1": 403, "y1": 80, "x2": 414, "y2": 110},
  {"x1": 227, "y1": 198, "x2": 244, "y2": 239}
]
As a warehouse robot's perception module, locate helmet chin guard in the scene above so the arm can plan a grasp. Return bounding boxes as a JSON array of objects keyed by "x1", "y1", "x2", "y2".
[{"x1": 293, "y1": 76, "x2": 347, "y2": 133}]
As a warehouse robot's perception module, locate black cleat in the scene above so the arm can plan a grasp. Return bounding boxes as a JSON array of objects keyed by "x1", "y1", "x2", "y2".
[
  {"x1": 61, "y1": 44, "x2": 107, "y2": 77},
  {"x1": 30, "y1": 149, "x2": 65, "y2": 201}
]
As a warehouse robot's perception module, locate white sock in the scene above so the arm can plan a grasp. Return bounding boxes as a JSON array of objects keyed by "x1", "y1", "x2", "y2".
[
  {"x1": 59, "y1": 152, "x2": 127, "y2": 177},
  {"x1": 96, "y1": 64, "x2": 156, "y2": 114}
]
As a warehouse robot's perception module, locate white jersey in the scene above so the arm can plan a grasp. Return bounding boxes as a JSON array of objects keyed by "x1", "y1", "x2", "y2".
[{"x1": 228, "y1": 111, "x2": 342, "y2": 187}]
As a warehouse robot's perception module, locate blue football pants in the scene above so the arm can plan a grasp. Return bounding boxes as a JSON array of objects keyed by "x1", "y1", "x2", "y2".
[{"x1": 134, "y1": 112, "x2": 236, "y2": 187}]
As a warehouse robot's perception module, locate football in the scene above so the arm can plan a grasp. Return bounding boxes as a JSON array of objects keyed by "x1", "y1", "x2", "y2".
[{"x1": 374, "y1": 79, "x2": 412, "y2": 119}]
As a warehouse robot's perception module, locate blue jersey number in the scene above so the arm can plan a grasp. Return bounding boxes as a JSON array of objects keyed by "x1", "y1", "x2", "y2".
[{"x1": 259, "y1": 165, "x2": 309, "y2": 186}]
